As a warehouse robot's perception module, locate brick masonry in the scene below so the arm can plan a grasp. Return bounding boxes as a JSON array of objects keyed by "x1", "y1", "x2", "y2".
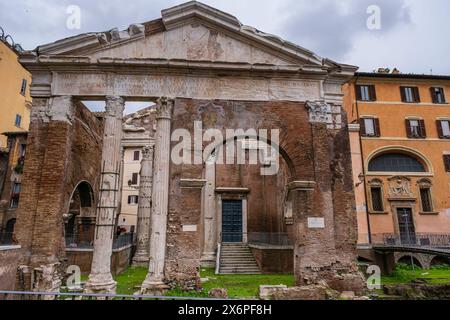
[
  {"x1": 165, "y1": 98, "x2": 363, "y2": 292},
  {"x1": 13, "y1": 99, "x2": 103, "y2": 291}
]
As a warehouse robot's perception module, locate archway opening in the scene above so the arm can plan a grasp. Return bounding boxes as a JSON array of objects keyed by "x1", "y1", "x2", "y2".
[{"x1": 65, "y1": 181, "x2": 95, "y2": 248}]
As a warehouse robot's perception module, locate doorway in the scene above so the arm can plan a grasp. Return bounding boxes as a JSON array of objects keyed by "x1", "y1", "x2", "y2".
[
  {"x1": 222, "y1": 200, "x2": 243, "y2": 243},
  {"x1": 396, "y1": 208, "x2": 416, "y2": 245}
]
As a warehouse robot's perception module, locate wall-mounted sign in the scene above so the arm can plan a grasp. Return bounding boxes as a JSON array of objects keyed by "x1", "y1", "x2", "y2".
[
  {"x1": 182, "y1": 225, "x2": 198, "y2": 232},
  {"x1": 308, "y1": 218, "x2": 325, "y2": 229}
]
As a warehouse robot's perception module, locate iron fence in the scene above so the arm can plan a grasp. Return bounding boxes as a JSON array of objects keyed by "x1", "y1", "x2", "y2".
[
  {"x1": 248, "y1": 232, "x2": 293, "y2": 246},
  {"x1": 372, "y1": 233, "x2": 450, "y2": 248},
  {"x1": 65, "y1": 232, "x2": 135, "y2": 250},
  {"x1": 219, "y1": 232, "x2": 293, "y2": 246}
]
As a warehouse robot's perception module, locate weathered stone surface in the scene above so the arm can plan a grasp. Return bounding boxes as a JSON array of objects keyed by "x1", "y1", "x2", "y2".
[
  {"x1": 383, "y1": 283, "x2": 450, "y2": 300},
  {"x1": 208, "y1": 288, "x2": 228, "y2": 299},
  {"x1": 264, "y1": 282, "x2": 340, "y2": 300}
]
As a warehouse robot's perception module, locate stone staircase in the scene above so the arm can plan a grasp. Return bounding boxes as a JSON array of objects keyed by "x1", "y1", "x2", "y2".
[{"x1": 219, "y1": 243, "x2": 261, "y2": 274}]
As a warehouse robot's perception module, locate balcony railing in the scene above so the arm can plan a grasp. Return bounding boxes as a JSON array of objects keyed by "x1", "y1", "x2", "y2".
[
  {"x1": 371, "y1": 233, "x2": 450, "y2": 248},
  {"x1": 65, "y1": 232, "x2": 135, "y2": 250}
]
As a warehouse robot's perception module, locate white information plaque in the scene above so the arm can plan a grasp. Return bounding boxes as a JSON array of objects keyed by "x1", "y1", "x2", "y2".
[
  {"x1": 307, "y1": 218, "x2": 325, "y2": 229},
  {"x1": 182, "y1": 225, "x2": 198, "y2": 232}
]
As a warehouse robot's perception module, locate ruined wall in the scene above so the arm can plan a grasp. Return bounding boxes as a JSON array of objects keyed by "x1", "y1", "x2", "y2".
[
  {"x1": 0, "y1": 246, "x2": 21, "y2": 291},
  {"x1": 13, "y1": 99, "x2": 103, "y2": 291},
  {"x1": 165, "y1": 98, "x2": 315, "y2": 288}
]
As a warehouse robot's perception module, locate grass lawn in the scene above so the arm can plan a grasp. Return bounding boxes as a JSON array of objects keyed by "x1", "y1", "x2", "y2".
[
  {"x1": 381, "y1": 265, "x2": 450, "y2": 286},
  {"x1": 109, "y1": 267, "x2": 294, "y2": 298},
  {"x1": 168, "y1": 268, "x2": 294, "y2": 299}
]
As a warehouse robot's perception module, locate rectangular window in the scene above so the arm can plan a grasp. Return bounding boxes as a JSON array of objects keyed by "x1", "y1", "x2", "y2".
[
  {"x1": 371, "y1": 187, "x2": 384, "y2": 212},
  {"x1": 360, "y1": 118, "x2": 380, "y2": 137},
  {"x1": 128, "y1": 195, "x2": 139, "y2": 205},
  {"x1": 437, "y1": 120, "x2": 450, "y2": 139},
  {"x1": 406, "y1": 119, "x2": 426, "y2": 138},
  {"x1": 10, "y1": 197, "x2": 20, "y2": 208},
  {"x1": 400, "y1": 87, "x2": 420, "y2": 103},
  {"x1": 12, "y1": 183, "x2": 21, "y2": 194},
  {"x1": 444, "y1": 155, "x2": 450, "y2": 172},
  {"x1": 131, "y1": 173, "x2": 139, "y2": 185},
  {"x1": 133, "y1": 151, "x2": 140, "y2": 161},
  {"x1": 356, "y1": 85, "x2": 377, "y2": 101},
  {"x1": 420, "y1": 188, "x2": 433, "y2": 212},
  {"x1": 430, "y1": 87, "x2": 446, "y2": 104},
  {"x1": 15, "y1": 114, "x2": 22, "y2": 127},
  {"x1": 20, "y1": 79, "x2": 27, "y2": 96}
]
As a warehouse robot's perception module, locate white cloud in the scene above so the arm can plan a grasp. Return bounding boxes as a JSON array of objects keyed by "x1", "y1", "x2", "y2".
[{"x1": 0, "y1": 0, "x2": 448, "y2": 74}]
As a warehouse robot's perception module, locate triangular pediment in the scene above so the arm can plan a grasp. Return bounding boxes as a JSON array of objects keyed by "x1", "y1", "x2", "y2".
[{"x1": 35, "y1": 1, "x2": 337, "y2": 68}]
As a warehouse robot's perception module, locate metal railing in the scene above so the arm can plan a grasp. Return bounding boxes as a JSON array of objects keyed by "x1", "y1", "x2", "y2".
[
  {"x1": 248, "y1": 232, "x2": 293, "y2": 246},
  {"x1": 0, "y1": 290, "x2": 225, "y2": 301},
  {"x1": 0, "y1": 232, "x2": 15, "y2": 246},
  {"x1": 371, "y1": 233, "x2": 450, "y2": 248},
  {"x1": 65, "y1": 233, "x2": 135, "y2": 250},
  {"x1": 219, "y1": 232, "x2": 293, "y2": 246}
]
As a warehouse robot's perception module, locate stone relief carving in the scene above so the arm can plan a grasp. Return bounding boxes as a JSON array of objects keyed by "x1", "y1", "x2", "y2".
[
  {"x1": 305, "y1": 101, "x2": 333, "y2": 125},
  {"x1": 388, "y1": 176, "x2": 414, "y2": 199},
  {"x1": 30, "y1": 96, "x2": 74, "y2": 124}
]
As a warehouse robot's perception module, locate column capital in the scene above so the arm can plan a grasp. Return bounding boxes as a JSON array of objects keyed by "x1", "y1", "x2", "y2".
[
  {"x1": 142, "y1": 145, "x2": 154, "y2": 160},
  {"x1": 105, "y1": 96, "x2": 125, "y2": 118},
  {"x1": 156, "y1": 97, "x2": 174, "y2": 120}
]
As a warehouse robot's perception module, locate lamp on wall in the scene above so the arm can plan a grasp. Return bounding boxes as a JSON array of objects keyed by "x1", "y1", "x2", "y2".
[{"x1": 355, "y1": 173, "x2": 365, "y2": 187}]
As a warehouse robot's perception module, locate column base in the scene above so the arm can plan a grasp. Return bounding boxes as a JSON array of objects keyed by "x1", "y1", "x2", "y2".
[
  {"x1": 84, "y1": 273, "x2": 117, "y2": 295},
  {"x1": 200, "y1": 254, "x2": 216, "y2": 268},
  {"x1": 132, "y1": 255, "x2": 150, "y2": 268},
  {"x1": 140, "y1": 279, "x2": 170, "y2": 296}
]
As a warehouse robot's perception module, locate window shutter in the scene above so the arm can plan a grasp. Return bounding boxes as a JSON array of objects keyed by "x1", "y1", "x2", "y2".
[
  {"x1": 437, "y1": 120, "x2": 444, "y2": 139},
  {"x1": 359, "y1": 118, "x2": 366, "y2": 136},
  {"x1": 419, "y1": 120, "x2": 427, "y2": 138},
  {"x1": 441, "y1": 89, "x2": 447, "y2": 103},
  {"x1": 430, "y1": 87, "x2": 438, "y2": 104},
  {"x1": 400, "y1": 87, "x2": 407, "y2": 102},
  {"x1": 369, "y1": 85, "x2": 377, "y2": 101},
  {"x1": 374, "y1": 118, "x2": 381, "y2": 137},
  {"x1": 355, "y1": 85, "x2": 362, "y2": 101},
  {"x1": 405, "y1": 119, "x2": 412, "y2": 138},
  {"x1": 127, "y1": 196, "x2": 131, "y2": 204},
  {"x1": 413, "y1": 87, "x2": 421, "y2": 103}
]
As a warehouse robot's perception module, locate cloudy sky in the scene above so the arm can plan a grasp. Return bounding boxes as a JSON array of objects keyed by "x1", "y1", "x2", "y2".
[{"x1": 1, "y1": 0, "x2": 449, "y2": 112}]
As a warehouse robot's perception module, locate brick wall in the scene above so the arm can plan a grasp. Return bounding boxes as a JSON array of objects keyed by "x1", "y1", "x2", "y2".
[{"x1": 13, "y1": 99, "x2": 103, "y2": 291}]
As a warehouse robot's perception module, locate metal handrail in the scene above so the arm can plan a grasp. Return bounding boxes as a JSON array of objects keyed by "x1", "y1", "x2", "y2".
[
  {"x1": 371, "y1": 233, "x2": 450, "y2": 248},
  {"x1": 215, "y1": 242, "x2": 221, "y2": 275}
]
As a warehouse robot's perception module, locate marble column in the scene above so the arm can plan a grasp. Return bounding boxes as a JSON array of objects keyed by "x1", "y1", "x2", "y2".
[
  {"x1": 85, "y1": 96, "x2": 125, "y2": 294},
  {"x1": 141, "y1": 97, "x2": 174, "y2": 294},
  {"x1": 201, "y1": 154, "x2": 217, "y2": 267},
  {"x1": 132, "y1": 146, "x2": 154, "y2": 266}
]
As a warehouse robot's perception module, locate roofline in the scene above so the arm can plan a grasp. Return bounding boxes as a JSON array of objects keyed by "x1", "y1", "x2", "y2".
[
  {"x1": 355, "y1": 72, "x2": 450, "y2": 81},
  {"x1": 2, "y1": 131, "x2": 28, "y2": 137}
]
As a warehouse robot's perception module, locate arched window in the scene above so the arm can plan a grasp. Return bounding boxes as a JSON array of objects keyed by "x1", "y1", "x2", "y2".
[{"x1": 369, "y1": 153, "x2": 426, "y2": 172}]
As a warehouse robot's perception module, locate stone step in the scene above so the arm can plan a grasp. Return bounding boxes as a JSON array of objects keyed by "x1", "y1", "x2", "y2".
[
  {"x1": 221, "y1": 258, "x2": 256, "y2": 262},
  {"x1": 221, "y1": 262, "x2": 259, "y2": 266}
]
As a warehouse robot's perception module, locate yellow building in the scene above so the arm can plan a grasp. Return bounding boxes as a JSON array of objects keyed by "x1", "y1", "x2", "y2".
[
  {"x1": 0, "y1": 39, "x2": 32, "y2": 148},
  {"x1": 344, "y1": 71, "x2": 450, "y2": 246}
]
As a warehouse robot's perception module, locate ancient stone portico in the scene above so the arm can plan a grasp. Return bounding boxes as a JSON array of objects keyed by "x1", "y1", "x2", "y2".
[{"x1": 16, "y1": 1, "x2": 364, "y2": 295}]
